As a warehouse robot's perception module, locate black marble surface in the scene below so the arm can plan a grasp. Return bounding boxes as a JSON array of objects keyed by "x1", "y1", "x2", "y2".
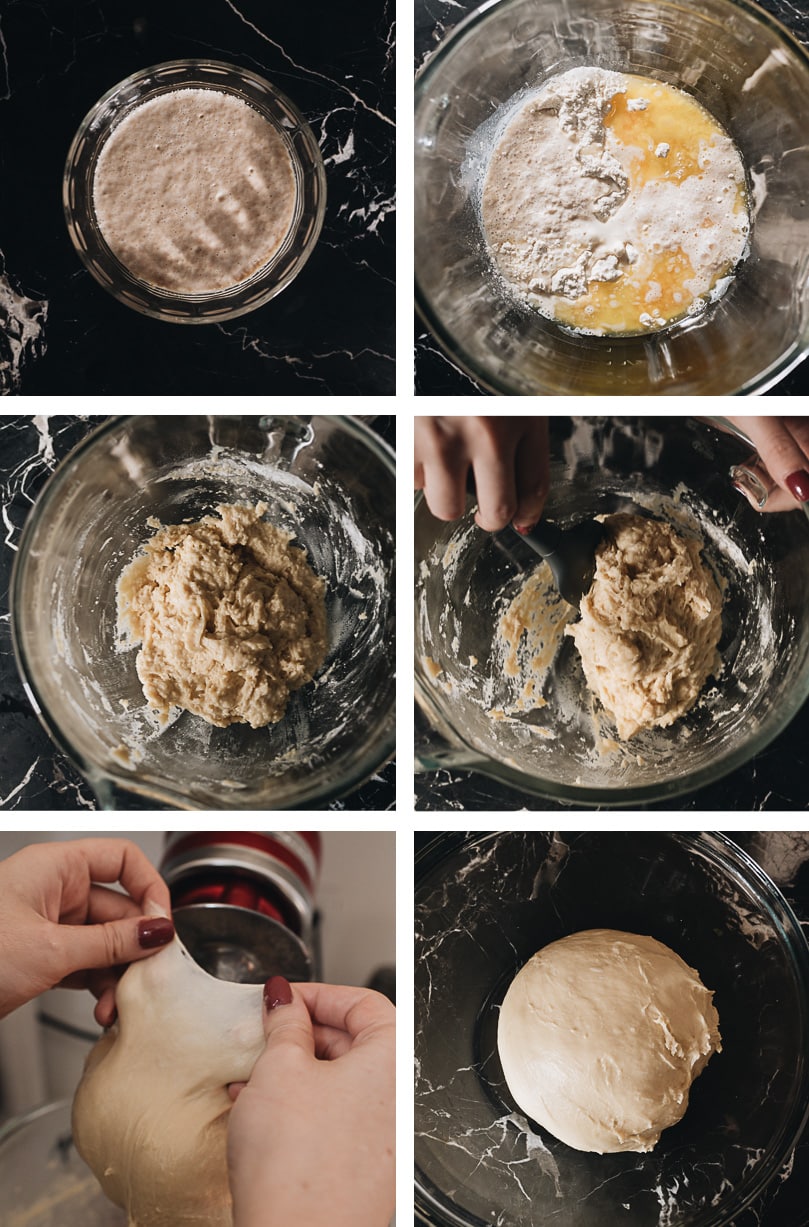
[
  {"x1": 0, "y1": 414, "x2": 395, "y2": 811},
  {"x1": 413, "y1": 830, "x2": 809, "y2": 1227},
  {"x1": 414, "y1": 698, "x2": 809, "y2": 811},
  {"x1": 0, "y1": 0, "x2": 394, "y2": 396},
  {"x1": 414, "y1": 0, "x2": 809, "y2": 397}
]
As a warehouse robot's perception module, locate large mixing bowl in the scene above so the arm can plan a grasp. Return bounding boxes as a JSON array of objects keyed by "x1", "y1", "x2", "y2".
[
  {"x1": 415, "y1": 0, "x2": 809, "y2": 394},
  {"x1": 415, "y1": 831, "x2": 809, "y2": 1227},
  {"x1": 415, "y1": 417, "x2": 809, "y2": 806},
  {"x1": 1, "y1": 1101, "x2": 123, "y2": 1227},
  {"x1": 11, "y1": 415, "x2": 395, "y2": 810}
]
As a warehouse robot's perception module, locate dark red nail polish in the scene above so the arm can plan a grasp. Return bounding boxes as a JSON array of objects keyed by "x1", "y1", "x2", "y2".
[
  {"x1": 514, "y1": 523, "x2": 535, "y2": 535},
  {"x1": 785, "y1": 470, "x2": 809, "y2": 503},
  {"x1": 137, "y1": 917, "x2": 175, "y2": 949},
  {"x1": 264, "y1": 975, "x2": 292, "y2": 1011}
]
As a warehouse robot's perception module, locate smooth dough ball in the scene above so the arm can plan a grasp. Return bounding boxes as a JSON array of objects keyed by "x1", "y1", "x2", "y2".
[
  {"x1": 566, "y1": 513, "x2": 723, "y2": 739},
  {"x1": 72, "y1": 936, "x2": 265, "y2": 1227},
  {"x1": 497, "y1": 929, "x2": 721, "y2": 1153}
]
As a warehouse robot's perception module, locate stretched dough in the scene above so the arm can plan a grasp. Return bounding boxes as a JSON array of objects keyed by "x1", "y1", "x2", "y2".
[
  {"x1": 117, "y1": 502, "x2": 327, "y2": 729},
  {"x1": 567, "y1": 514, "x2": 722, "y2": 739},
  {"x1": 72, "y1": 936, "x2": 265, "y2": 1227},
  {"x1": 498, "y1": 929, "x2": 721, "y2": 1153}
]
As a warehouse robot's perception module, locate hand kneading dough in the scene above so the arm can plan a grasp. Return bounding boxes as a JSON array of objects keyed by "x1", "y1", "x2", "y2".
[
  {"x1": 498, "y1": 929, "x2": 721, "y2": 1154},
  {"x1": 117, "y1": 503, "x2": 327, "y2": 728},
  {"x1": 566, "y1": 513, "x2": 722, "y2": 739},
  {"x1": 72, "y1": 936, "x2": 265, "y2": 1227}
]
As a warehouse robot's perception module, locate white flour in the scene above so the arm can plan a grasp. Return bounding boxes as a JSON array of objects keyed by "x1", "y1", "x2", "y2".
[{"x1": 480, "y1": 66, "x2": 750, "y2": 334}]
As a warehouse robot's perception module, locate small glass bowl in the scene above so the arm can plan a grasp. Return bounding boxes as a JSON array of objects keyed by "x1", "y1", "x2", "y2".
[
  {"x1": 415, "y1": 0, "x2": 809, "y2": 394},
  {"x1": 64, "y1": 60, "x2": 326, "y2": 324}
]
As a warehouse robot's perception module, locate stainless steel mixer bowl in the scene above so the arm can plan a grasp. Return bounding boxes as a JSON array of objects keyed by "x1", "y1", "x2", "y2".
[
  {"x1": 415, "y1": 417, "x2": 809, "y2": 805},
  {"x1": 414, "y1": 831, "x2": 809, "y2": 1227},
  {"x1": 2, "y1": 1101, "x2": 124, "y2": 1227},
  {"x1": 11, "y1": 415, "x2": 395, "y2": 810}
]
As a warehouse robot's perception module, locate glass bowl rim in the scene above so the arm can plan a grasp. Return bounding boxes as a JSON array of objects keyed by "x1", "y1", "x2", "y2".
[
  {"x1": 63, "y1": 58, "x2": 327, "y2": 324},
  {"x1": 414, "y1": 829, "x2": 809, "y2": 1227},
  {"x1": 413, "y1": 485, "x2": 809, "y2": 807},
  {"x1": 414, "y1": 0, "x2": 809, "y2": 396},
  {"x1": 10, "y1": 414, "x2": 396, "y2": 810}
]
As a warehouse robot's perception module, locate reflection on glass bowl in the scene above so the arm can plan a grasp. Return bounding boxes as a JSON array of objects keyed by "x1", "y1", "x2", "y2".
[
  {"x1": 415, "y1": 0, "x2": 809, "y2": 393},
  {"x1": 11, "y1": 415, "x2": 395, "y2": 810},
  {"x1": 415, "y1": 831, "x2": 809, "y2": 1227},
  {"x1": 415, "y1": 417, "x2": 809, "y2": 806}
]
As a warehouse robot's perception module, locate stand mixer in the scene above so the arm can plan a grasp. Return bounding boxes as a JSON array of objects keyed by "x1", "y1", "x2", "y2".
[{"x1": 1, "y1": 831, "x2": 321, "y2": 1226}]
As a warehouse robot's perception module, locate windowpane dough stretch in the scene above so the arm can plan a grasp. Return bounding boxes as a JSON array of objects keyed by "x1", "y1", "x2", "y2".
[
  {"x1": 497, "y1": 929, "x2": 721, "y2": 1153},
  {"x1": 72, "y1": 936, "x2": 265, "y2": 1227}
]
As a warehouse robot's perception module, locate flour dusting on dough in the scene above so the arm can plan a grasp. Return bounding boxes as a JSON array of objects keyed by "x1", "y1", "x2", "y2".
[{"x1": 117, "y1": 503, "x2": 327, "y2": 729}]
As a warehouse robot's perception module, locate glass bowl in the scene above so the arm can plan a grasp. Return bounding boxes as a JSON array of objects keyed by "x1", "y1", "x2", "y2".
[
  {"x1": 415, "y1": 0, "x2": 809, "y2": 394},
  {"x1": 415, "y1": 831, "x2": 809, "y2": 1227},
  {"x1": 11, "y1": 415, "x2": 395, "y2": 810},
  {"x1": 2, "y1": 1101, "x2": 124, "y2": 1227},
  {"x1": 415, "y1": 417, "x2": 809, "y2": 806},
  {"x1": 64, "y1": 60, "x2": 326, "y2": 323}
]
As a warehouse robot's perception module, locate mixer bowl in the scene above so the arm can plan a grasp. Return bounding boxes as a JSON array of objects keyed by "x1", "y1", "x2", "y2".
[
  {"x1": 415, "y1": 0, "x2": 809, "y2": 394},
  {"x1": 1, "y1": 1101, "x2": 124, "y2": 1227},
  {"x1": 414, "y1": 831, "x2": 809, "y2": 1227},
  {"x1": 11, "y1": 415, "x2": 395, "y2": 810},
  {"x1": 415, "y1": 417, "x2": 809, "y2": 806}
]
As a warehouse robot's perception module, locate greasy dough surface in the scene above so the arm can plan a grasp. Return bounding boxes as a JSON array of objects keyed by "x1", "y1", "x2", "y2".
[
  {"x1": 72, "y1": 936, "x2": 265, "y2": 1227},
  {"x1": 118, "y1": 503, "x2": 327, "y2": 729},
  {"x1": 498, "y1": 929, "x2": 721, "y2": 1154},
  {"x1": 567, "y1": 513, "x2": 722, "y2": 739}
]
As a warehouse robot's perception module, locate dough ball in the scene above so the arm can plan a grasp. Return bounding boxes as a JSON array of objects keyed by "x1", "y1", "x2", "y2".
[
  {"x1": 497, "y1": 929, "x2": 721, "y2": 1153},
  {"x1": 117, "y1": 502, "x2": 327, "y2": 729},
  {"x1": 72, "y1": 937, "x2": 265, "y2": 1227},
  {"x1": 566, "y1": 513, "x2": 723, "y2": 739}
]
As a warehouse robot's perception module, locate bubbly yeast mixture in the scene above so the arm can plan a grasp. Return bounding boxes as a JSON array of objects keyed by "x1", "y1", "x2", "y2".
[{"x1": 93, "y1": 88, "x2": 297, "y2": 294}]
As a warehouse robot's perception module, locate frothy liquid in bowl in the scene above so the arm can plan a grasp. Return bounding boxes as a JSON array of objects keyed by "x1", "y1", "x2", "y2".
[
  {"x1": 92, "y1": 88, "x2": 297, "y2": 294},
  {"x1": 481, "y1": 67, "x2": 750, "y2": 335}
]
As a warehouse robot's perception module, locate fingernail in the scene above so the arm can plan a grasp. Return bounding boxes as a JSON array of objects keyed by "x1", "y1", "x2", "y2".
[
  {"x1": 785, "y1": 470, "x2": 809, "y2": 503},
  {"x1": 137, "y1": 917, "x2": 175, "y2": 949},
  {"x1": 513, "y1": 523, "x2": 536, "y2": 535},
  {"x1": 264, "y1": 975, "x2": 292, "y2": 1011}
]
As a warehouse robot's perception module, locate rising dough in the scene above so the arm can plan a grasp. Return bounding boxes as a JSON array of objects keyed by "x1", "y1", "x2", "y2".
[
  {"x1": 498, "y1": 929, "x2": 721, "y2": 1154},
  {"x1": 117, "y1": 503, "x2": 327, "y2": 728},
  {"x1": 566, "y1": 513, "x2": 722, "y2": 739},
  {"x1": 72, "y1": 935, "x2": 265, "y2": 1227}
]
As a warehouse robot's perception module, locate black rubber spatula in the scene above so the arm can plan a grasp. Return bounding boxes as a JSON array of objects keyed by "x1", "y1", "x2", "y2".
[
  {"x1": 464, "y1": 470, "x2": 604, "y2": 605},
  {"x1": 509, "y1": 518, "x2": 605, "y2": 606}
]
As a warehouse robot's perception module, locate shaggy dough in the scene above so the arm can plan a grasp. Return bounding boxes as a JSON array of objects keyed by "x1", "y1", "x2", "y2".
[
  {"x1": 72, "y1": 934, "x2": 265, "y2": 1227},
  {"x1": 566, "y1": 513, "x2": 722, "y2": 739},
  {"x1": 498, "y1": 929, "x2": 721, "y2": 1154},
  {"x1": 118, "y1": 503, "x2": 327, "y2": 728}
]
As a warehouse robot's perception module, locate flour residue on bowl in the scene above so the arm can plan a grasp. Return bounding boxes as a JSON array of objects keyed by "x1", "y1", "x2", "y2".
[
  {"x1": 93, "y1": 88, "x2": 297, "y2": 294},
  {"x1": 474, "y1": 66, "x2": 750, "y2": 335},
  {"x1": 416, "y1": 475, "x2": 780, "y2": 791}
]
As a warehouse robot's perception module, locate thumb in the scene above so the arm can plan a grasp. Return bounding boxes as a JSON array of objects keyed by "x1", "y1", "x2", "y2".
[
  {"x1": 261, "y1": 976, "x2": 315, "y2": 1058},
  {"x1": 54, "y1": 913, "x2": 175, "y2": 977}
]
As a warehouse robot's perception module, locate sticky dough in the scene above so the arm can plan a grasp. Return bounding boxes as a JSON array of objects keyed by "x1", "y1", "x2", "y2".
[
  {"x1": 498, "y1": 929, "x2": 721, "y2": 1154},
  {"x1": 566, "y1": 513, "x2": 722, "y2": 739},
  {"x1": 117, "y1": 503, "x2": 327, "y2": 728},
  {"x1": 72, "y1": 936, "x2": 265, "y2": 1227}
]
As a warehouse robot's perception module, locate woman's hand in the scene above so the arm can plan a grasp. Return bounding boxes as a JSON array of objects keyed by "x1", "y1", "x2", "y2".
[
  {"x1": 227, "y1": 978, "x2": 395, "y2": 1227},
  {"x1": 727, "y1": 416, "x2": 809, "y2": 512},
  {"x1": 415, "y1": 416, "x2": 549, "y2": 531},
  {"x1": 0, "y1": 839, "x2": 173, "y2": 1025}
]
